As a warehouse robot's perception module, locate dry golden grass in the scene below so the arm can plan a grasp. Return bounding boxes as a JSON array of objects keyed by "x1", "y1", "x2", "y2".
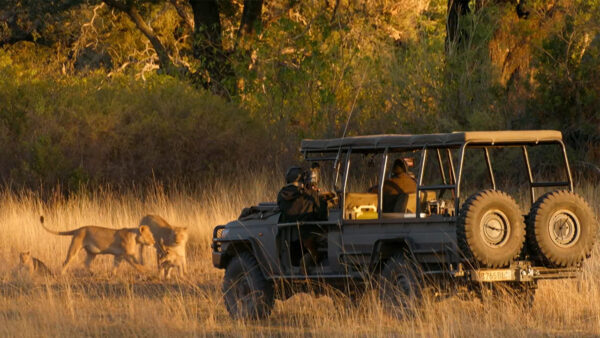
[{"x1": 0, "y1": 179, "x2": 598, "y2": 337}]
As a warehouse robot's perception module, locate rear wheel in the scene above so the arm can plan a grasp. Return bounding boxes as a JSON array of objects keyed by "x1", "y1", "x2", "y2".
[
  {"x1": 457, "y1": 190, "x2": 526, "y2": 268},
  {"x1": 527, "y1": 190, "x2": 598, "y2": 267},
  {"x1": 379, "y1": 254, "x2": 423, "y2": 316},
  {"x1": 223, "y1": 252, "x2": 274, "y2": 320}
]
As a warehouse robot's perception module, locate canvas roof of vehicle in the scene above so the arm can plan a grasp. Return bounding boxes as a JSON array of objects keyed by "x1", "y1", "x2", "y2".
[{"x1": 301, "y1": 130, "x2": 563, "y2": 153}]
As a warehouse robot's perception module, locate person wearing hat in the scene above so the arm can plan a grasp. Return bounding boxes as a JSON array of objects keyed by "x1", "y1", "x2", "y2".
[
  {"x1": 377, "y1": 158, "x2": 417, "y2": 212},
  {"x1": 277, "y1": 166, "x2": 326, "y2": 223},
  {"x1": 277, "y1": 166, "x2": 327, "y2": 273}
]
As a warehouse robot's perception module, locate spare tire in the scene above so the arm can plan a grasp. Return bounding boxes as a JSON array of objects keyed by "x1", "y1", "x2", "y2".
[
  {"x1": 527, "y1": 190, "x2": 598, "y2": 267},
  {"x1": 457, "y1": 190, "x2": 526, "y2": 268}
]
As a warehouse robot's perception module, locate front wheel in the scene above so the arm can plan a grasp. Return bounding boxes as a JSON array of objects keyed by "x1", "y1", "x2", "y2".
[{"x1": 222, "y1": 252, "x2": 274, "y2": 320}]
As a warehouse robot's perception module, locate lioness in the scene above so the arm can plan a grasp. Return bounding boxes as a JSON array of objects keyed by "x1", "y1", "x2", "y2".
[
  {"x1": 39, "y1": 216, "x2": 155, "y2": 275},
  {"x1": 19, "y1": 251, "x2": 53, "y2": 277},
  {"x1": 138, "y1": 215, "x2": 188, "y2": 275}
]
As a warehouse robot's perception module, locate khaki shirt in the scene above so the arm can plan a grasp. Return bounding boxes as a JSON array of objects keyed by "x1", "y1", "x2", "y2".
[{"x1": 381, "y1": 173, "x2": 417, "y2": 212}]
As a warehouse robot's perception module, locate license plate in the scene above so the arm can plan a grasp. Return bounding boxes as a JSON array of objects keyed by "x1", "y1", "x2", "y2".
[{"x1": 473, "y1": 269, "x2": 515, "y2": 282}]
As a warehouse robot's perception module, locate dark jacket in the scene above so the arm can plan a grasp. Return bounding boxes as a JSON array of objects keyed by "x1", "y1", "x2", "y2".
[{"x1": 277, "y1": 184, "x2": 325, "y2": 222}]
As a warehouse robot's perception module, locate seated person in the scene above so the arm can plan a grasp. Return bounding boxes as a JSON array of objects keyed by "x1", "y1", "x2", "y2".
[
  {"x1": 277, "y1": 166, "x2": 327, "y2": 222},
  {"x1": 370, "y1": 159, "x2": 417, "y2": 212},
  {"x1": 277, "y1": 166, "x2": 327, "y2": 272}
]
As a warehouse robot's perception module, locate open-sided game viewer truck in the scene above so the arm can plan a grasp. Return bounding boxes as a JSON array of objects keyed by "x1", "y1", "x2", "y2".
[{"x1": 212, "y1": 130, "x2": 598, "y2": 319}]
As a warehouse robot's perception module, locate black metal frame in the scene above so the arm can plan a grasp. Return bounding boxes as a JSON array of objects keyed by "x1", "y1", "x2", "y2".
[
  {"x1": 455, "y1": 141, "x2": 573, "y2": 210},
  {"x1": 313, "y1": 139, "x2": 573, "y2": 220}
]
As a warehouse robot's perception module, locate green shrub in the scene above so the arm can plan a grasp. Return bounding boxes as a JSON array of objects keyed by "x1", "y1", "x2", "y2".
[{"x1": 0, "y1": 54, "x2": 273, "y2": 189}]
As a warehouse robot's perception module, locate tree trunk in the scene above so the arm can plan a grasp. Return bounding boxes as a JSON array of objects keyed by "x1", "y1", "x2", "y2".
[
  {"x1": 190, "y1": 0, "x2": 222, "y2": 57},
  {"x1": 189, "y1": 0, "x2": 234, "y2": 94},
  {"x1": 238, "y1": 0, "x2": 263, "y2": 36},
  {"x1": 446, "y1": 0, "x2": 471, "y2": 52}
]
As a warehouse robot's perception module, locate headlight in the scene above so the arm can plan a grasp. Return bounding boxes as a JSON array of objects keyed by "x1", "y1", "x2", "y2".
[{"x1": 221, "y1": 228, "x2": 229, "y2": 238}]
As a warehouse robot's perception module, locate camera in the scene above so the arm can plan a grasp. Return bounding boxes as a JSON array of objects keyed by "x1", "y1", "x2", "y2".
[{"x1": 302, "y1": 163, "x2": 320, "y2": 190}]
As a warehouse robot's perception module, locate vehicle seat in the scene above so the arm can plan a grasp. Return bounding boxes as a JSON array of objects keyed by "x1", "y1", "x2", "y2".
[{"x1": 396, "y1": 191, "x2": 437, "y2": 213}]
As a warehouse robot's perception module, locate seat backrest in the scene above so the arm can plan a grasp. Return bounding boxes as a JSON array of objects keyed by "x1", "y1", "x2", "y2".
[
  {"x1": 403, "y1": 191, "x2": 438, "y2": 213},
  {"x1": 390, "y1": 194, "x2": 408, "y2": 213},
  {"x1": 405, "y1": 193, "x2": 417, "y2": 213}
]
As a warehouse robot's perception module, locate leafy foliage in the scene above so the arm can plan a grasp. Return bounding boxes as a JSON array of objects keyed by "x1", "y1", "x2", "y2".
[{"x1": 0, "y1": 0, "x2": 599, "y2": 188}]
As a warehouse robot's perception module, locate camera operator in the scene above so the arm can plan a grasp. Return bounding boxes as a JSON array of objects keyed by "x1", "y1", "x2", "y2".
[
  {"x1": 277, "y1": 165, "x2": 327, "y2": 273},
  {"x1": 277, "y1": 165, "x2": 326, "y2": 223}
]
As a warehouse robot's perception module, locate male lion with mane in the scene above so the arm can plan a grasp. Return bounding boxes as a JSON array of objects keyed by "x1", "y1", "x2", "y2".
[{"x1": 39, "y1": 216, "x2": 155, "y2": 275}]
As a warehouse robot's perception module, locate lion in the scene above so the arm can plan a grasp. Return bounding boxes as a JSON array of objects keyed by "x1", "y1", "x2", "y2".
[
  {"x1": 157, "y1": 240, "x2": 186, "y2": 279},
  {"x1": 19, "y1": 251, "x2": 53, "y2": 277},
  {"x1": 138, "y1": 214, "x2": 188, "y2": 275},
  {"x1": 39, "y1": 216, "x2": 155, "y2": 275}
]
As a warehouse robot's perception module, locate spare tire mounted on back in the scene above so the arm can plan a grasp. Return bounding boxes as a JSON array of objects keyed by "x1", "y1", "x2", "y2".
[
  {"x1": 527, "y1": 190, "x2": 598, "y2": 267},
  {"x1": 457, "y1": 190, "x2": 526, "y2": 268}
]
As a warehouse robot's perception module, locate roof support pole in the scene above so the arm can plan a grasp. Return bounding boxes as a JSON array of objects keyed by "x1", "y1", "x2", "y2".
[
  {"x1": 341, "y1": 149, "x2": 352, "y2": 219},
  {"x1": 559, "y1": 140, "x2": 574, "y2": 192},
  {"x1": 522, "y1": 146, "x2": 535, "y2": 205},
  {"x1": 416, "y1": 147, "x2": 428, "y2": 218},
  {"x1": 378, "y1": 148, "x2": 389, "y2": 219},
  {"x1": 455, "y1": 142, "x2": 469, "y2": 215},
  {"x1": 447, "y1": 149, "x2": 456, "y2": 184},
  {"x1": 484, "y1": 147, "x2": 496, "y2": 190},
  {"x1": 437, "y1": 149, "x2": 447, "y2": 184},
  {"x1": 333, "y1": 148, "x2": 343, "y2": 191}
]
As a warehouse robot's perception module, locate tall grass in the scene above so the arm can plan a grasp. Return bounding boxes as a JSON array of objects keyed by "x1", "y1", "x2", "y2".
[{"x1": 0, "y1": 179, "x2": 598, "y2": 336}]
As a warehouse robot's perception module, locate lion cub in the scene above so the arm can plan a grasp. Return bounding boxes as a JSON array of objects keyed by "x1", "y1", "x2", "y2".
[
  {"x1": 158, "y1": 240, "x2": 186, "y2": 279},
  {"x1": 138, "y1": 215, "x2": 188, "y2": 275},
  {"x1": 39, "y1": 216, "x2": 155, "y2": 275},
  {"x1": 19, "y1": 251, "x2": 53, "y2": 277}
]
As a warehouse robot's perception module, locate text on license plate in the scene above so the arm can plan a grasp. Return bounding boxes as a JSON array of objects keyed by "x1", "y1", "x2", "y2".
[{"x1": 475, "y1": 269, "x2": 515, "y2": 282}]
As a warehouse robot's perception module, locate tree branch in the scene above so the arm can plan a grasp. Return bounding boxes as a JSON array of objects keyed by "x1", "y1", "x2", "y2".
[
  {"x1": 168, "y1": 0, "x2": 194, "y2": 30},
  {"x1": 103, "y1": 0, "x2": 183, "y2": 76}
]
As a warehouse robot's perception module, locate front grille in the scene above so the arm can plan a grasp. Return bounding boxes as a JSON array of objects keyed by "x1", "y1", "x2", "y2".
[
  {"x1": 212, "y1": 225, "x2": 226, "y2": 252},
  {"x1": 215, "y1": 226, "x2": 225, "y2": 239}
]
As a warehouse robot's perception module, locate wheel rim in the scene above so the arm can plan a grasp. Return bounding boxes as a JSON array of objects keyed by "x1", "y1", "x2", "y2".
[
  {"x1": 548, "y1": 209, "x2": 580, "y2": 248},
  {"x1": 480, "y1": 209, "x2": 511, "y2": 247},
  {"x1": 395, "y1": 274, "x2": 411, "y2": 295}
]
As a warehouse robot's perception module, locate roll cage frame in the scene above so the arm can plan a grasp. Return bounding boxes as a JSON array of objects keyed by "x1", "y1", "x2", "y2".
[{"x1": 304, "y1": 139, "x2": 574, "y2": 219}]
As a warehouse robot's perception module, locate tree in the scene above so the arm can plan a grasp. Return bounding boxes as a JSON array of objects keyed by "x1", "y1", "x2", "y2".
[
  {"x1": 446, "y1": 0, "x2": 530, "y2": 51},
  {"x1": 1, "y1": 0, "x2": 265, "y2": 95},
  {"x1": 102, "y1": 0, "x2": 183, "y2": 77}
]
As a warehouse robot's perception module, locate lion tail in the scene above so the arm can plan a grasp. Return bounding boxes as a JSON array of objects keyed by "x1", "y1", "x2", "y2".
[{"x1": 39, "y1": 216, "x2": 78, "y2": 236}]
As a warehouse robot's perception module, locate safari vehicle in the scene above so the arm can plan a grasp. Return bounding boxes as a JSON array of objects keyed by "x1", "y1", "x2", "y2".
[{"x1": 212, "y1": 131, "x2": 598, "y2": 319}]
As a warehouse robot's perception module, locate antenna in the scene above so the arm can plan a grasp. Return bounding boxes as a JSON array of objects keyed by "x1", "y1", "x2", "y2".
[{"x1": 333, "y1": 71, "x2": 367, "y2": 187}]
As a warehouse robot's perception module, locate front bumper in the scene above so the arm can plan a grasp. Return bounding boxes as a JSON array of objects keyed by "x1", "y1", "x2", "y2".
[{"x1": 212, "y1": 252, "x2": 225, "y2": 268}]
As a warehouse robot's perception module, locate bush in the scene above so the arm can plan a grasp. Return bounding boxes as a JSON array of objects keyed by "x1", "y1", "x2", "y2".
[{"x1": 0, "y1": 53, "x2": 274, "y2": 189}]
